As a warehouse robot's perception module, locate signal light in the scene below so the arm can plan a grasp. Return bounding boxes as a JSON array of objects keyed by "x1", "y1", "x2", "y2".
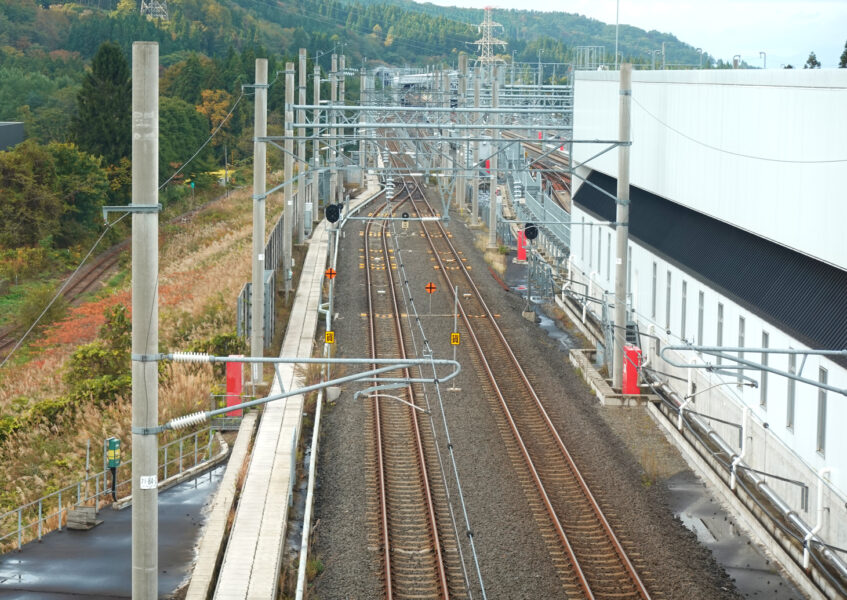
[
  {"x1": 524, "y1": 223, "x2": 538, "y2": 240},
  {"x1": 326, "y1": 204, "x2": 341, "y2": 223}
]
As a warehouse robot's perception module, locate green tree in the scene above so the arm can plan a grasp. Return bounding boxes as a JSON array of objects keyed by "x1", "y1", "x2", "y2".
[
  {"x1": 0, "y1": 140, "x2": 61, "y2": 247},
  {"x1": 159, "y1": 96, "x2": 214, "y2": 180},
  {"x1": 71, "y1": 42, "x2": 131, "y2": 166},
  {"x1": 840, "y1": 40, "x2": 847, "y2": 68},
  {"x1": 804, "y1": 51, "x2": 821, "y2": 69},
  {"x1": 48, "y1": 142, "x2": 110, "y2": 247},
  {"x1": 64, "y1": 305, "x2": 131, "y2": 407}
]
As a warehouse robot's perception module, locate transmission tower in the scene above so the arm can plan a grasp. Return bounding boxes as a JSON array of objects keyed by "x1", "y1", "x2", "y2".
[
  {"x1": 140, "y1": 0, "x2": 168, "y2": 20},
  {"x1": 472, "y1": 7, "x2": 507, "y2": 68}
]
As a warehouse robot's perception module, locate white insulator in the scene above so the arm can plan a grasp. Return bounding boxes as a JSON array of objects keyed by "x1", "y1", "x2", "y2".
[
  {"x1": 168, "y1": 411, "x2": 208, "y2": 430},
  {"x1": 171, "y1": 351, "x2": 211, "y2": 363}
]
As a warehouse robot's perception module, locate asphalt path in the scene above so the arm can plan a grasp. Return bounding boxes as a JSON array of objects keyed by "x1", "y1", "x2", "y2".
[{"x1": 0, "y1": 464, "x2": 225, "y2": 599}]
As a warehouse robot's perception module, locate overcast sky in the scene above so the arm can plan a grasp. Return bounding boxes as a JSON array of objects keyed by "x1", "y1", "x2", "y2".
[{"x1": 419, "y1": 0, "x2": 847, "y2": 68}]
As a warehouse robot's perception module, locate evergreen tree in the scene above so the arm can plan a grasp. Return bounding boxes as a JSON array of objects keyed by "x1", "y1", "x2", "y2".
[
  {"x1": 803, "y1": 51, "x2": 821, "y2": 69},
  {"x1": 71, "y1": 42, "x2": 131, "y2": 166},
  {"x1": 839, "y1": 40, "x2": 847, "y2": 68}
]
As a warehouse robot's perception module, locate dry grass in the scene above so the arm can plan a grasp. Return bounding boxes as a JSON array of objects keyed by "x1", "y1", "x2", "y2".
[{"x1": 0, "y1": 186, "x2": 272, "y2": 534}]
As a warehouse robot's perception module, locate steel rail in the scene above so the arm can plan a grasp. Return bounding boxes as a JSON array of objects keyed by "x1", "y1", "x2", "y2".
[
  {"x1": 406, "y1": 175, "x2": 651, "y2": 599},
  {"x1": 365, "y1": 190, "x2": 450, "y2": 599},
  {"x1": 365, "y1": 200, "x2": 394, "y2": 599},
  {"x1": 381, "y1": 185, "x2": 451, "y2": 599}
]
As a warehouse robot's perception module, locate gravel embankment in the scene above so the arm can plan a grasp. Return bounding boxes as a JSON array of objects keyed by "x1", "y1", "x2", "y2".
[{"x1": 312, "y1": 202, "x2": 740, "y2": 600}]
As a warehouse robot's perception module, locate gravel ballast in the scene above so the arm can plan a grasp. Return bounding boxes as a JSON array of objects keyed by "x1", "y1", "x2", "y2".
[{"x1": 311, "y1": 200, "x2": 742, "y2": 599}]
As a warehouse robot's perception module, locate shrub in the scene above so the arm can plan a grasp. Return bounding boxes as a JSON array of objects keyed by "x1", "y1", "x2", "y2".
[{"x1": 14, "y1": 282, "x2": 68, "y2": 333}]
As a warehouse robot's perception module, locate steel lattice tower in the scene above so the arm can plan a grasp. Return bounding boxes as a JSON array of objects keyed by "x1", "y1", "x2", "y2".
[
  {"x1": 473, "y1": 7, "x2": 507, "y2": 68},
  {"x1": 140, "y1": 0, "x2": 168, "y2": 20}
]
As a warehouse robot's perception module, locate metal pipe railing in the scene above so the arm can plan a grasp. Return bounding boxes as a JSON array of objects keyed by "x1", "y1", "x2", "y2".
[{"x1": 0, "y1": 427, "x2": 220, "y2": 553}]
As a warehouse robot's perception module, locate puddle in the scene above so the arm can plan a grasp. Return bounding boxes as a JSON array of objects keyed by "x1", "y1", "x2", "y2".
[
  {"x1": 286, "y1": 442, "x2": 312, "y2": 562},
  {"x1": 667, "y1": 470, "x2": 804, "y2": 599},
  {"x1": 504, "y1": 261, "x2": 575, "y2": 352}
]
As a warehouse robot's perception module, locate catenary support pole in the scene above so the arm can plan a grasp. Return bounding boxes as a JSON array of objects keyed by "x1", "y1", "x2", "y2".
[
  {"x1": 612, "y1": 63, "x2": 631, "y2": 390},
  {"x1": 284, "y1": 62, "x2": 295, "y2": 297},
  {"x1": 471, "y1": 65, "x2": 481, "y2": 226},
  {"x1": 297, "y1": 48, "x2": 307, "y2": 244},
  {"x1": 131, "y1": 41, "x2": 159, "y2": 599},
  {"x1": 457, "y1": 54, "x2": 468, "y2": 212},
  {"x1": 337, "y1": 54, "x2": 346, "y2": 205},
  {"x1": 359, "y1": 68, "x2": 367, "y2": 171},
  {"x1": 251, "y1": 59, "x2": 268, "y2": 382},
  {"x1": 312, "y1": 63, "x2": 321, "y2": 224},
  {"x1": 488, "y1": 66, "x2": 499, "y2": 248},
  {"x1": 329, "y1": 54, "x2": 337, "y2": 214}
]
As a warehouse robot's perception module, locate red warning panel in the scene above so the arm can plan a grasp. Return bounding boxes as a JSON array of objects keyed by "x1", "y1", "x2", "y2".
[
  {"x1": 623, "y1": 345, "x2": 642, "y2": 394},
  {"x1": 226, "y1": 357, "x2": 243, "y2": 417}
]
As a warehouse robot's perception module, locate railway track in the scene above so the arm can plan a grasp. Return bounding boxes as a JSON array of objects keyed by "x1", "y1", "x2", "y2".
[
  {"x1": 0, "y1": 243, "x2": 126, "y2": 360},
  {"x1": 363, "y1": 191, "x2": 465, "y2": 599},
  {"x1": 394, "y1": 172, "x2": 655, "y2": 599}
]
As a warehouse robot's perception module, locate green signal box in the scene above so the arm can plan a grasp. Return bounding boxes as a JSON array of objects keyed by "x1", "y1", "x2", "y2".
[{"x1": 106, "y1": 437, "x2": 121, "y2": 468}]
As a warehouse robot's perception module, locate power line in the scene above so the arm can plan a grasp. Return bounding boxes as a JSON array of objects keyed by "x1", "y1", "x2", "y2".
[
  {"x1": 632, "y1": 96, "x2": 847, "y2": 164},
  {"x1": 0, "y1": 213, "x2": 128, "y2": 370}
]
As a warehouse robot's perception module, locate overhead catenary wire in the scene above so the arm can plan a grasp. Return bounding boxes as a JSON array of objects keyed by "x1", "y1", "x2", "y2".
[
  {"x1": 632, "y1": 96, "x2": 847, "y2": 164},
  {"x1": 2, "y1": 78, "x2": 251, "y2": 370},
  {"x1": 0, "y1": 212, "x2": 129, "y2": 370}
]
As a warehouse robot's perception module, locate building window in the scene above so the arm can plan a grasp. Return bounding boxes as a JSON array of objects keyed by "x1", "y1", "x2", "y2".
[
  {"x1": 697, "y1": 291, "x2": 704, "y2": 346},
  {"x1": 681, "y1": 281, "x2": 688, "y2": 340},
  {"x1": 665, "y1": 271, "x2": 672, "y2": 330},
  {"x1": 581, "y1": 217, "x2": 585, "y2": 260},
  {"x1": 651, "y1": 262, "x2": 657, "y2": 319},
  {"x1": 589, "y1": 224, "x2": 593, "y2": 269},
  {"x1": 737, "y1": 317, "x2": 745, "y2": 386},
  {"x1": 787, "y1": 352, "x2": 795, "y2": 430},
  {"x1": 597, "y1": 234, "x2": 602, "y2": 276},
  {"x1": 760, "y1": 332, "x2": 769, "y2": 408},
  {"x1": 817, "y1": 368, "x2": 827, "y2": 455},
  {"x1": 716, "y1": 303, "x2": 724, "y2": 365},
  {"x1": 606, "y1": 232, "x2": 611, "y2": 280}
]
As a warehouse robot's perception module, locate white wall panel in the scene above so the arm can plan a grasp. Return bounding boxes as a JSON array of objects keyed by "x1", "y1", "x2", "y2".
[{"x1": 573, "y1": 70, "x2": 847, "y2": 270}]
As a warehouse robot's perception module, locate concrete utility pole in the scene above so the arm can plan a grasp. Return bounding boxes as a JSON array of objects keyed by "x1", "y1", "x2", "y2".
[
  {"x1": 612, "y1": 63, "x2": 632, "y2": 391},
  {"x1": 284, "y1": 62, "x2": 294, "y2": 297},
  {"x1": 131, "y1": 40, "x2": 159, "y2": 599},
  {"x1": 297, "y1": 48, "x2": 307, "y2": 244},
  {"x1": 359, "y1": 68, "x2": 367, "y2": 171},
  {"x1": 471, "y1": 65, "x2": 481, "y2": 226},
  {"x1": 329, "y1": 54, "x2": 337, "y2": 214},
  {"x1": 456, "y1": 54, "x2": 468, "y2": 212},
  {"x1": 337, "y1": 54, "x2": 346, "y2": 206},
  {"x1": 251, "y1": 58, "x2": 267, "y2": 379},
  {"x1": 312, "y1": 63, "x2": 320, "y2": 225},
  {"x1": 488, "y1": 66, "x2": 499, "y2": 249}
]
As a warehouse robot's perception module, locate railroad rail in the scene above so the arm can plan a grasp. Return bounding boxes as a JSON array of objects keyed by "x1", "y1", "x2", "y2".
[
  {"x1": 363, "y1": 191, "x2": 462, "y2": 599},
  {"x1": 392, "y1": 164, "x2": 653, "y2": 599}
]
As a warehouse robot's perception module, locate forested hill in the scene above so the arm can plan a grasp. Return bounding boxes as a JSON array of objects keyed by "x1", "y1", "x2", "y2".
[{"x1": 342, "y1": 0, "x2": 714, "y2": 68}]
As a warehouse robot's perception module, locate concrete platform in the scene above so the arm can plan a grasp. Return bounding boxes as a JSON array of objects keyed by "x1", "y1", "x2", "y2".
[
  {"x1": 0, "y1": 465, "x2": 225, "y2": 599},
  {"x1": 211, "y1": 179, "x2": 382, "y2": 599}
]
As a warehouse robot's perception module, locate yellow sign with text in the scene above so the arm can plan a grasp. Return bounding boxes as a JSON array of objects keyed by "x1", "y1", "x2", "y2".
[
  {"x1": 450, "y1": 332, "x2": 460, "y2": 345},
  {"x1": 325, "y1": 331, "x2": 335, "y2": 344}
]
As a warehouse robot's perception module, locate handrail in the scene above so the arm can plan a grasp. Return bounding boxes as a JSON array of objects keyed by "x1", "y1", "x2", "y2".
[{"x1": 0, "y1": 426, "x2": 221, "y2": 553}]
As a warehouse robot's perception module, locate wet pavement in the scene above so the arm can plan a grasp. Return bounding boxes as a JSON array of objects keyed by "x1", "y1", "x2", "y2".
[
  {"x1": 668, "y1": 470, "x2": 804, "y2": 599},
  {"x1": 0, "y1": 464, "x2": 225, "y2": 599}
]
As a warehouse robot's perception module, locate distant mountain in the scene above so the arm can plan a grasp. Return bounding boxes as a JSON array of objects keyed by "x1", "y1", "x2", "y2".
[{"x1": 343, "y1": 0, "x2": 716, "y2": 68}]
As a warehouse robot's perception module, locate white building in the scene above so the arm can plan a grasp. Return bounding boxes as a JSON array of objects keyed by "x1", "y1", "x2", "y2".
[{"x1": 569, "y1": 69, "x2": 847, "y2": 559}]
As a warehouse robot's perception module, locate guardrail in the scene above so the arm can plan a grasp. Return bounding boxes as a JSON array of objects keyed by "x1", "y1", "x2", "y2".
[{"x1": 0, "y1": 427, "x2": 222, "y2": 553}]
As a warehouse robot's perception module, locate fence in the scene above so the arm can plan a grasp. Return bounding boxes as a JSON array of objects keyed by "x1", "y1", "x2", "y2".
[{"x1": 0, "y1": 427, "x2": 222, "y2": 554}]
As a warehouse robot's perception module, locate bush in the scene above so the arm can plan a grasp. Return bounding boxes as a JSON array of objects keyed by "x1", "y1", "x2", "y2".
[
  {"x1": 0, "y1": 414, "x2": 22, "y2": 442},
  {"x1": 27, "y1": 397, "x2": 73, "y2": 424},
  {"x1": 14, "y1": 282, "x2": 68, "y2": 333}
]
